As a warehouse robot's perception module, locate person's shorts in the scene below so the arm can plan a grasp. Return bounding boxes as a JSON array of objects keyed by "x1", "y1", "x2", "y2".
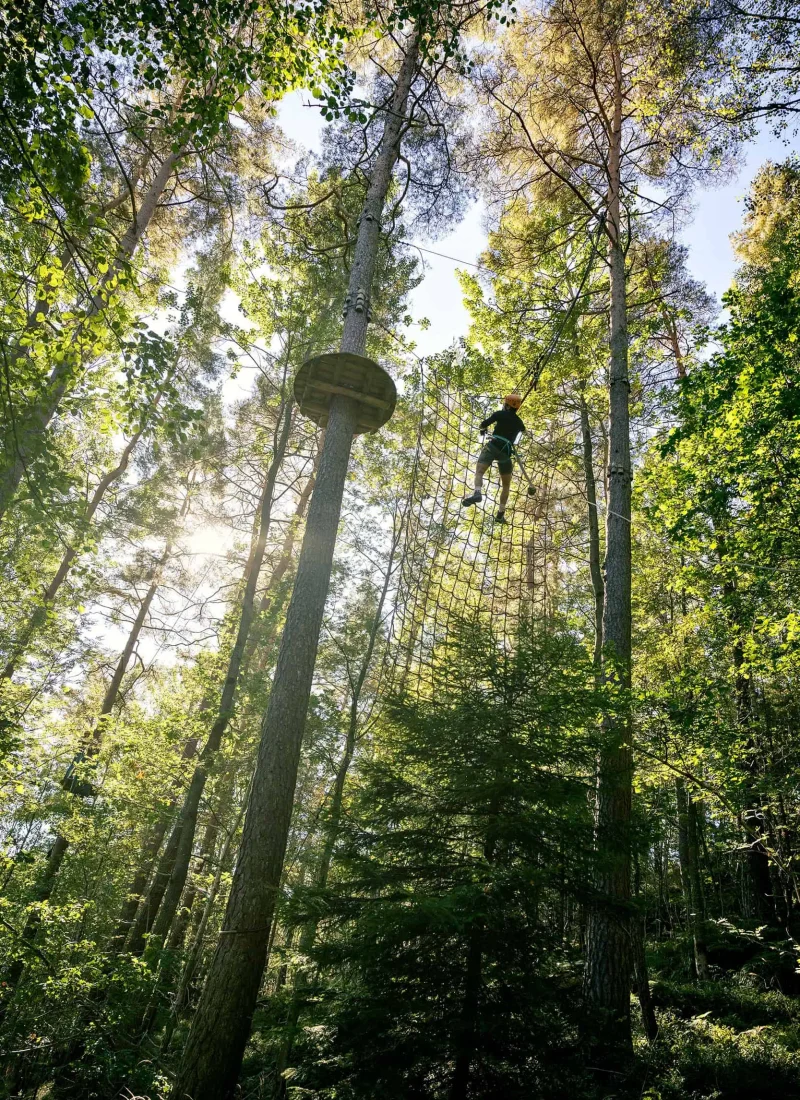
[{"x1": 478, "y1": 438, "x2": 514, "y2": 475}]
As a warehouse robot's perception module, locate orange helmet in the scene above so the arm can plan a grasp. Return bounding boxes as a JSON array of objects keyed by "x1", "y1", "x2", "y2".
[{"x1": 504, "y1": 392, "x2": 522, "y2": 409}]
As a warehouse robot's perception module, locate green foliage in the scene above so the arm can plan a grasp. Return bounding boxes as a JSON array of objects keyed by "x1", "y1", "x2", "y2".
[
  {"x1": 273, "y1": 622, "x2": 602, "y2": 1098},
  {"x1": 2, "y1": 6, "x2": 800, "y2": 1100}
]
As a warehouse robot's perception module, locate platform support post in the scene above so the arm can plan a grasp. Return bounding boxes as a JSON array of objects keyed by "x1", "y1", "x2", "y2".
[
  {"x1": 173, "y1": 394, "x2": 358, "y2": 1098},
  {"x1": 174, "y1": 29, "x2": 419, "y2": 1100}
]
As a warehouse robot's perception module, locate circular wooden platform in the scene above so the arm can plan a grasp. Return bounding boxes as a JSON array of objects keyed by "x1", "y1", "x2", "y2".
[{"x1": 293, "y1": 352, "x2": 397, "y2": 434}]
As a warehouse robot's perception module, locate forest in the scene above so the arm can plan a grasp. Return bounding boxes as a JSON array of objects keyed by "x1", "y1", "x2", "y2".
[{"x1": 2, "y1": 0, "x2": 800, "y2": 1097}]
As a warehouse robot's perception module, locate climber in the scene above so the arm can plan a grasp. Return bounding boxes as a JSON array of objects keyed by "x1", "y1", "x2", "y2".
[{"x1": 461, "y1": 393, "x2": 526, "y2": 523}]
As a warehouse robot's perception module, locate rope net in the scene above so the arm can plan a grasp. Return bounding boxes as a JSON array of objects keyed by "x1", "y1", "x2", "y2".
[
  {"x1": 381, "y1": 366, "x2": 587, "y2": 699},
  {"x1": 374, "y1": 218, "x2": 609, "y2": 700}
]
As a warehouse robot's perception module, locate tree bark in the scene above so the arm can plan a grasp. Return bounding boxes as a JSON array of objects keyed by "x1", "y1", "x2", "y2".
[
  {"x1": 583, "y1": 41, "x2": 634, "y2": 1057},
  {"x1": 272, "y1": 519, "x2": 402, "y2": 1091},
  {"x1": 734, "y1": 644, "x2": 775, "y2": 923},
  {"x1": 715, "y1": 527, "x2": 777, "y2": 923},
  {"x1": 260, "y1": 457, "x2": 318, "y2": 616},
  {"x1": 448, "y1": 927, "x2": 484, "y2": 1100},
  {"x1": 631, "y1": 920, "x2": 658, "y2": 1042},
  {"x1": 110, "y1": 805, "x2": 175, "y2": 952},
  {"x1": 173, "y1": 36, "x2": 418, "y2": 1100},
  {"x1": 448, "y1": 804, "x2": 500, "y2": 1100},
  {"x1": 162, "y1": 800, "x2": 247, "y2": 1053},
  {"x1": 688, "y1": 795, "x2": 710, "y2": 975},
  {"x1": 174, "y1": 392, "x2": 359, "y2": 1100},
  {"x1": 167, "y1": 820, "x2": 219, "y2": 953}
]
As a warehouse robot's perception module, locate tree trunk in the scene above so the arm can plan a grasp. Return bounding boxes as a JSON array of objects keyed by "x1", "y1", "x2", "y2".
[
  {"x1": 110, "y1": 806, "x2": 175, "y2": 952},
  {"x1": 664, "y1": 309, "x2": 686, "y2": 380},
  {"x1": 448, "y1": 807, "x2": 500, "y2": 1100},
  {"x1": 630, "y1": 851, "x2": 657, "y2": 1042},
  {"x1": 260, "y1": 456, "x2": 318, "y2": 616},
  {"x1": 174, "y1": 391, "x2": 358, "y2": 1100},
  {"x1": 62, "y1": 545, "x2": 168, "y2": 801},
  {"x1": 579, "y1": 390, "x2": 603, "y2": 673},
  {"x1": 172, "y1": 35, "x2": 419, "y2": 1100},
  {"x1": 687, "y1": 794, "x2": 710, "y2": 977},
  {"x1": 734, "y1": 646, "x2": 775, "y2": 923},
  {"x1": 134, "y1": 823, "x2": 222, "y2": 1041},
  {"x1": 0, "y1": 148, "x2": 183, "y2": 523},
  {"x1": 168, "y1": 821, "x2": 219, "y2": 953},
  {"x1": 584, "y1": 43, "x2": 634, "y2": 1057},
  {"x1": 448, "y1": 927, "x2": 484, "y2": 1100},
  {"x1": 715, "y1": 526, "x2": 776, "y2": 923},
  {"x1": 162, "y1": 800, "x2": 247, "y2": 1053},
  {"x1": 126, "y1": 403, "x2": 294, "y2": 956},
  {"x1": 273, "y1": 520, "x2": 401, "y2": 1091},
  {"x1": 631, "y1": 921, "x2": 658, "y2": 1042},
  {"x1": 109, "y1": 730, "x2": 199, "y2": 950},
  {"x1": 675, "y1": 777, "x2": 709, "y2": 979}
]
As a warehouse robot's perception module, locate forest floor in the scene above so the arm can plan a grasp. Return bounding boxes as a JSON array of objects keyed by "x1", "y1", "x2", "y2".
[{"x1": 625, "y1": 947, "x2": 800, "y2": 1100}]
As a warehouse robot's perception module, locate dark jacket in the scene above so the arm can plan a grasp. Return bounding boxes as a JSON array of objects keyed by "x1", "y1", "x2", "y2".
[{"x1": 479, "y1": 406, "x2": 526, "y2": 448}]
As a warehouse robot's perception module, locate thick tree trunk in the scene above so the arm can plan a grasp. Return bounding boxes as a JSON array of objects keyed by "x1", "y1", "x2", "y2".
[
  {"x1": 273, "y1": 523, "x2": 400, "y2": 1091},
  {"x1": 174, "y1": 393, "x2": 358, "y2": 1100},
  {"x1": 0, "y1": 148, "x2": 183, "y2": 523},
  {"x1": 126, "y1": 403, "x2": 294, "y2": 956},
  {"x1": 173, "y1": 36, "x2": 419, "y2": 1100},
  {"x1": 584, "y1": 44, "x2": 634, "y2": 1057}
]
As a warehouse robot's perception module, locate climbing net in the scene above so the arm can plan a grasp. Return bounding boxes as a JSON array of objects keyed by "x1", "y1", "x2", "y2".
[
  {"x1": 376, "y1": 216, "x2": 609, "y2": 698},
  {"x1": 380, "y1": 367, "x2": 589, "y2": 699}
]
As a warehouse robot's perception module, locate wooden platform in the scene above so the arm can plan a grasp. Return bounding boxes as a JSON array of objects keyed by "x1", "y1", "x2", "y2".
[{"x1": 293, "y1": 352, "x2": 397, "y2": 434}]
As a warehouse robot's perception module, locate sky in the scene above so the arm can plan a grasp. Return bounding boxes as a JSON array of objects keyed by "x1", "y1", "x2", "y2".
[{"x1": 276, "y1": 92, "x2": 799, "y2": 361}]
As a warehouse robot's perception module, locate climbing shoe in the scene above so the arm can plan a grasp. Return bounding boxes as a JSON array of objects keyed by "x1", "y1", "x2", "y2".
[
  {"x1": 461, "y1": 490, "x2": 483, "y2": 507},
  {"x1": 494, "y1": 510, "x2": 506, "y2": 524}
]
